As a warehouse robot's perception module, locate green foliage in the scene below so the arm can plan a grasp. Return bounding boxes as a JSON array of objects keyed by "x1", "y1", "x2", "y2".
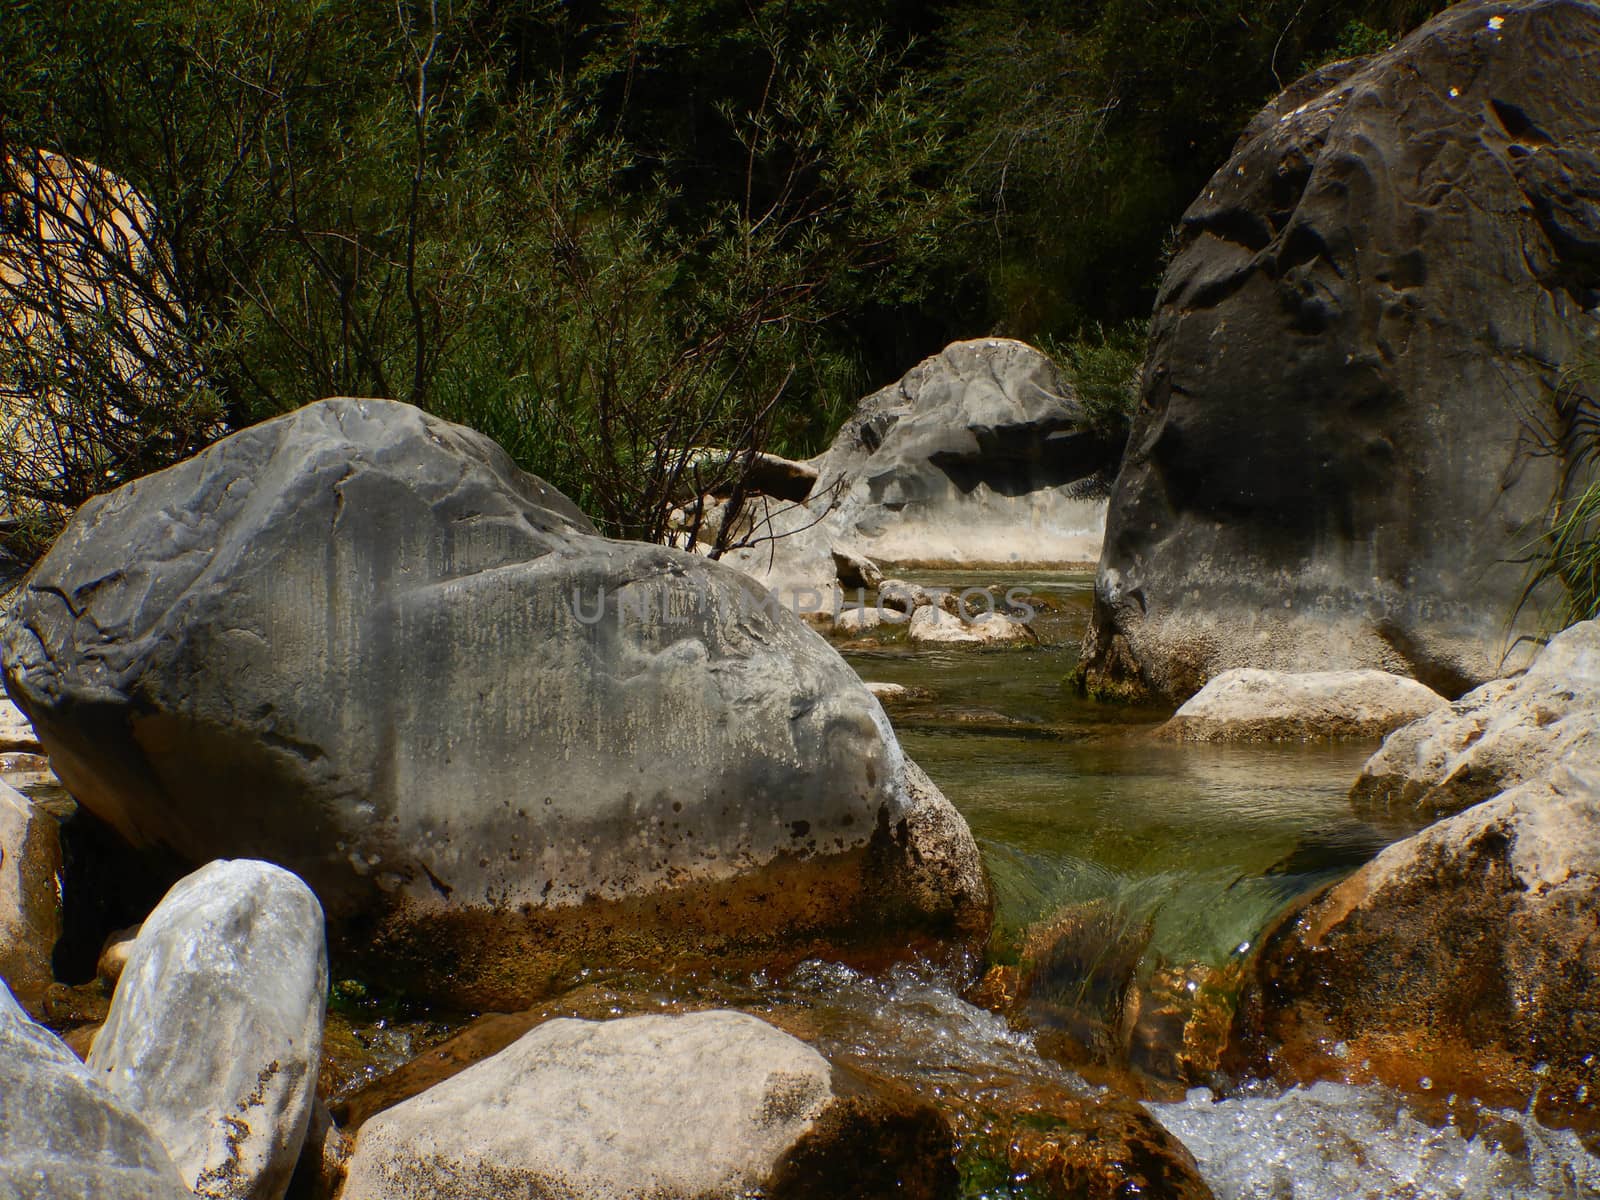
[
  {"x1": 0, "y1": 0, "x2": 968, "y2": 552},
  {"x1": 1534, "y1": 483, "x2": 1600, "y2": 628},
  {"x1": 0, "y1": 0, "x2": 1464, "y2": 565},
  {"x1": 1329, "y1": 17, "x2": 1400, "y2": 60},
  {"x1": 931, "y1": 0, "x2": 1452, "y2": 342},
  {"x1": 1042, "y1": 320, "x2": 1147, "y2": 443},
  {"x1": 1520, "y1": 363, "x2": 1600, "y2": 633}
]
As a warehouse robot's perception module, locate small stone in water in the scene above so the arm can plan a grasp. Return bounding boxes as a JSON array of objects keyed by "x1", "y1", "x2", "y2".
[{"x1": 1419, "y1": 1076, "x2": 1433, "y2": 1089}]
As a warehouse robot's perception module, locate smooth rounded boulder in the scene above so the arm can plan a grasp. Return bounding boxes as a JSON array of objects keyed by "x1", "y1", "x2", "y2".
[
  {"x1": 1, "y1": 397, "x2": 989, "y2": 1006},
  {"x1": 339, "y1": 1010, "x2": 958, "y2": 1200},
  {"x1": 88, "y1": 859, "x2": 328, "y2": 1200},
  {"x1": 721, "y1": 338, "x2": 1113, "y2": 599},
  {"x1": 0, "y1": 978, "x2": 191, "y2": 1200},
  {"x1": 1080, "y1": 0, "x2": 1600, "y2": 702},
  {"x1": 1156, "y1": 669, "x2": 1446, "y2": 743}
]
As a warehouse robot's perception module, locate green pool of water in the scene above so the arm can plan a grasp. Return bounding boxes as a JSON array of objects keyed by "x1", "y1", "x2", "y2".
[{"x1": 845, "y1": 570, "x2": 1425, "y2": 972}]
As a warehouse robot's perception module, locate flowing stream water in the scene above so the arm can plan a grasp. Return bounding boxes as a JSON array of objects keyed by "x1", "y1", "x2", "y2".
[
  {"x1": 812, "y1": 570, "x2": 1600, "y2": 1199},
  {"x1": 7, "y1": 569, "x2": 1598, "y2": 1197}
]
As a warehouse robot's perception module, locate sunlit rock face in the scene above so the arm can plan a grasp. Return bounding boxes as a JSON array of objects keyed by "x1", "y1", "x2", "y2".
[
  {"x1": 1156, "y1": 668, "x2": 1447, "y2": 744},
  {"x1": 88, "y1": 859, "x2": 327, "y2": 1200},
  {"x1": 1352, "y1": 617, "x2": 1600, "y2": 815},
  {"x1": 0, "y1": 979, "x2": 192, "y2": 1200},
  {"x1": 1081, "y1": 0, "x2": 1600, "y2": 704},
  {"x1": 0, "y1": 779, "x2": 60, "y2": 1012},
  {"x1": 1232, "y1": 756, "x2": 1600, "y2": 1131},
  {"x1": 0, "y1": 150, "x2": 209, "y2": 532},
  {"x1": 1, "y1": 398, "x2": 989, "y2": 1007},
  {"x1": 718, "y1": 339, "x2": 1113, "y2": 601},
  {"x1": 339, "y1": 1010, "x2": 959, "y2": 1200}
]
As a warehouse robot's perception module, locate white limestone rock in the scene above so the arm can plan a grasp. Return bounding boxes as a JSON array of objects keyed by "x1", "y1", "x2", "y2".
[
  {"x1": 0, "y1": 978, "x2": 190, "y2": 1199},
  {"x1": 89, "y1": 859, "x2": 328, "y2": 1200},
  {"x1": 1156, "y1": 668, "x2": 1447, "y2": 743},
  {"x1": 0, "y1": 779, "x2": 60, "y2": 1011},
  {"x1": 341, "y1": 1009, "x2": 952, "y2": 1200},
  {"x1": 1352, "y1": 619, "x2": 1600, "y2": 813}
]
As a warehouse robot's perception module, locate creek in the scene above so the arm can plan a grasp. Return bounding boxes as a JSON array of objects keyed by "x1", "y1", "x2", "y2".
[{"x1": 6, "y1": 569, "x2": 1597, "y2": 1198}]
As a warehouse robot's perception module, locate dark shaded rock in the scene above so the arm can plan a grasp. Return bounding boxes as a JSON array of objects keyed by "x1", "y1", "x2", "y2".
[
  {"x1": 673, "y1": 447, "x2": 820, "y2": 503},
  {"x1": 1229, "y1": 757, "x2": 1600, "y2": 1131},
  {"x1": 0, "y1": 977, "x2": 190, "y2": 1199},
  {"x1": 1081, "y1": 0, "x2": 1600, "y2": 703},
  {"x1": 1, "y1": 398, "x2": 988, "y2": 1007}
]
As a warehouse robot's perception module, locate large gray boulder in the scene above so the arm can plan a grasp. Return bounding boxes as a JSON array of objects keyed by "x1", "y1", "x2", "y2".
[
  {"x1": 0, "y1": 978, "x2": 191, "y2": 1200},
  {"x1": 721, "y1": 339, "x2": 1112, "y2": 599},
  {"x1": 1352, "y1": 618, "x2": 1600, "y2": 814},
  {"x1": 1080, "y1": 0, "x2": 1600, "y2": 703},
  {"x1": 340, "y1": 1010, "x2": 957, "y2": 1200},
  {"x1": 0, "y1": 779, "x2": 60, "y2": 1010},
  {"x1": 2, "y1": 397, "x2": 988, "y2": 1007},
  {"x1": 88, "y1": 859, "x2": 327, "y2": 1200}
]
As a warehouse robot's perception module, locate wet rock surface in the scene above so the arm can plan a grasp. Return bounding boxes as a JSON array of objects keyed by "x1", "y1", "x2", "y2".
[
  {"x1": 1352, "y1": 618, "x2": 1600, "y2": 814},
  {"x1": 1, "y1": 397, "x2": 989, "y2": 1007},
  {"x1": 0, "y1": 977, "x2": 191, "y2": 1199},
  {"x1": 88, "y1": 859, "x2": 328, "y2": 1200},
  {"x1": 1232, "y1": 756, "x2": 1600, "y2": 1131},
  {"x1": 1158, "y1": 669, "x2": 1447, "y2": 744},
  {"x1": 1081, "y1": 0, "x2": 1600, "y2": 703}
]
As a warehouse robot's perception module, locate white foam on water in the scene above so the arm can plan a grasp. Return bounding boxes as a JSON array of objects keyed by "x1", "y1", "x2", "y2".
[{"x1": 1149, "y1": 1082, "x2": 1600, "y2": 1200}]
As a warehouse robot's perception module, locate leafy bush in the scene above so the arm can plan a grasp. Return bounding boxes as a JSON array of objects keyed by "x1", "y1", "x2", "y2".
[
  {"x1": 0, "y1": 0, "x2": 967, "y2": 557},
  {"x1": 1519, "y1": 363, "x2": 1600, "y2": 632},
  {"x1": 0, "y1": 0, "x2": 1464, "y2": 567},
  {"x1": 1042, "y1": 320, "x2": 1147, "y2": 443}
]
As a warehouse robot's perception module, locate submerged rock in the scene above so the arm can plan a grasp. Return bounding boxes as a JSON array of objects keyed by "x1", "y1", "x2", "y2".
[
  {"x1": 966, "y1": 1101, "x2": 1215, "y2": 1200},
  {"x1": 1, "y1": 397, "x2": 988, "y2": 1006},
  {"x1": 908, "y1": 606, "x2": 1036, "y2": 646},
  {"x1": 340, "y1": 1010, "x2": 958, "y2": 1200},
  {"x1": 0, "y1": 779, "x2": 60, "y2": 1011},
  {"x1": 1157, "y1": 669, "x2": 1446, "y2": 744},
  {"x1": 88, "y1": 859, "x2": 328, "y2": 1200},
  {"x1": 1352, "y1": 618, "x2": 1600, "y2": 814},
  {"x1": 0, "y1": 978, "x2": 191, "y2": 1199},
  {"x1": 1080, "y1": 0, "x2": 1600, "y2": 703},
  {"x1": 721, "y1": 339, "x2": 1112, "y2": 599},
  {"x1": 1234, "y1": 756, "x2": 1600, "y2": 1129}
]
